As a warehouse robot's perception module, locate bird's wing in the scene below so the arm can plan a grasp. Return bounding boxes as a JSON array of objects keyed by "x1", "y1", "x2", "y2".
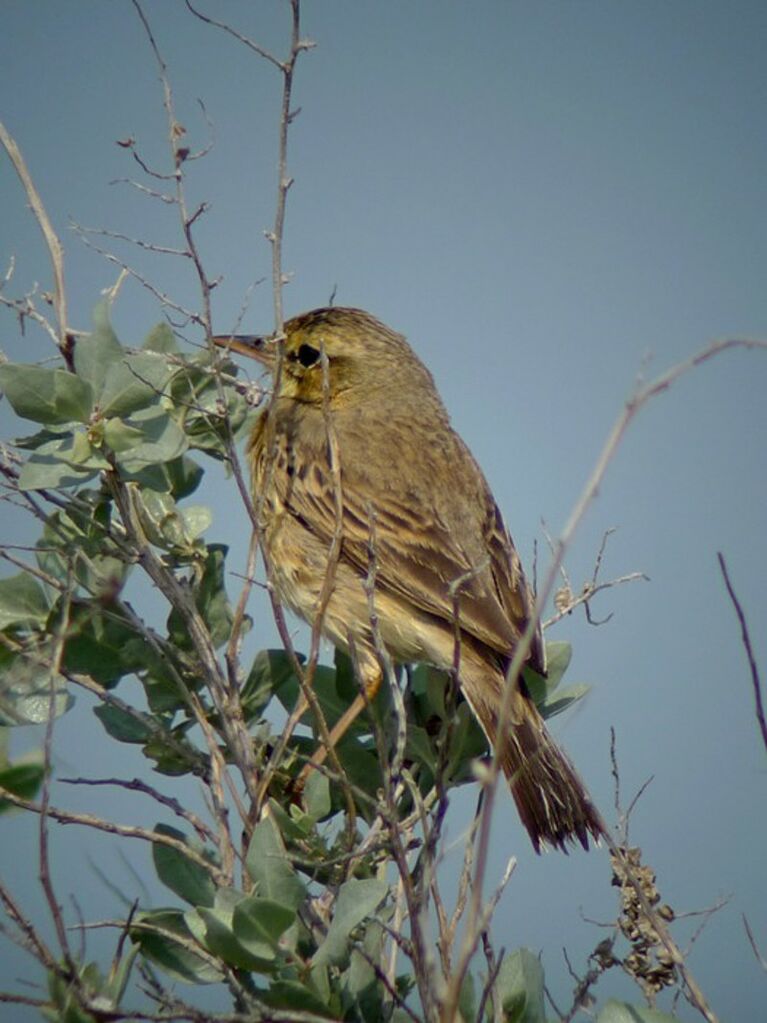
[{"x1": 269, "y1": 427, "x2": 538, "y2": 661}]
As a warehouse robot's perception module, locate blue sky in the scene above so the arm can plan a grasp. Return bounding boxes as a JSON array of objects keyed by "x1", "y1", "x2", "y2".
[{"x1": 2, "y1": 2, "x2": 766, "y2": 1019}]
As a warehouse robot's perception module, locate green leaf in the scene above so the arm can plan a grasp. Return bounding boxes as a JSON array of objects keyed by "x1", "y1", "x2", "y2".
[
  {"x1": 100, "y1": 351, "x2": 173, "y2": 418},
  {"x1": 232, "y1": 896, "x2": 295, "y2": 960},
  {"x1": 180, "y1": 544, "x2": 232, "y2": 648},
  {"x1": 0, "y1": 573, "x2": 50, "y2": 630},
  {"x1": 303, "y1": 771, "x2": 331, "y2": 821},
  {"x1": 165, "y1": 455, "x2": 203, "y2": 498},
  {"x1": 597, "y1": 1002, "x2": 680, "y2": 1023},
  {"x1": 458, "y1": 969, "x2": 477, "y2": 1023},
  {"x1": 404, "y1": 722, "x2": 440, "y2": 773},
  {"x1": 198, "y1": 545, "x2": 231, "y2": 643},
  {"x1": 33, "y1": 430, "x2": 110, "y2": 470},
  {"x1": 313, "y1": 878, "x2": 388, "y2": 968},
  {"x1": 425, "y1": 664, "x2": 449, "y2": 720},
  {"x1": 48, "y1": 964, "x2": 104, "y2": 1023},
  {"x1": 142, "y1": 661, "x2": 197, "y2": 716},
  {"x1": 13, "y1": 426, "x2": 70, "y2": 452},
  {"x1": 259, "y1": 979, "x2": 334, "y2": 1018},
  {"x1": 73, "y1": 320, "x2": 124, "y2": 395},
  {"x1": 152, "y1": 824, "x2": 217, "y2": 908},
  {"x1": 245, "y1": 815, "x2": 306, "y2": 912},
  {"x1": 543, "y1": 641, "x2": 572, "y2": 691},
  {"x1": 495, "y1": 948, "x2": 545, "y2": 1023},
  {"x1": 93, "y1": 703, "x2": 154, "y2": 744},
  {"x1": 143, "y1": 322, "x2": 178, "y2": 353},
  {"x1": 186, "y1": 904, "x2": 274, "y2": 971},
  {"x1": 274, "y1": 661, "x2": 369, "y2": 736},
  {"x1": 134, "y1": 489, "x2": 187, "y2": 549},
  {"x1": 344, "y1": 918, "x2": 385, "y2": 1014},
  {"x1": 115, "y1": 410, "x2": 187, "y2": 469},
  {"x1": 0, "y1": 755, "x2": 45, "y2": 812},
  {"x1": 14, "y1": 429, "x2": 110, "y2": 491},
  {"x1": 266, "y1": 797, "x2": 316, "y2": 842},
  {"x1": 121, "y1": 462, "x2": 174, "y2": 492},
  {"x1": 0, "y1": 645, "x2": 72, "y2": 725},
  {"x1": 327, "y1": 740, "x2": 382, "y2": 821},
  {"x1": 142, "y1": 728, "x2": 207, "y2": 778},
  {"x1": 181, "y1": 505, "x2": 212, "y2": 540},
  {"x1": 35, "y1": 496, "x2": 128, "y2": 598},
  {"x1": 242, "y1": 649, "x2": 303, "y2": 719},
  {"x1": 102, "y1": 417, "x2": 145, "y2": 452},
  {"x1": 17, "y1": 453, "x2": 98, "y2": 491},
  {"x1": 541, "y1": 682, "x2": 591, "y2": 720},
  {"x1": 62, "y1": 604, "x2": 145, "y2": 687},
  {"x1": 132, "y1": 490, "x2": 212, "y2": 553},
  {"x1": 131, "y1": 908, "x2": 222, "y2": 984},
  {"x1": 0, "y1": 363, "x2": 93, "y2": 425},
  {"x1": 90, "y1": 298, "x2": 121, "y2": 343}
]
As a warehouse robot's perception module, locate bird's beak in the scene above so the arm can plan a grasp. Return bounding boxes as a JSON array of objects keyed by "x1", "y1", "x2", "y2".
[{"x1": 211, "y1": 333, "x2": 278, "y2": 367}]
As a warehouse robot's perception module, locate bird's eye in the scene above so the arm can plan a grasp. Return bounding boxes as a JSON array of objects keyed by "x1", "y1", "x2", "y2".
[{"x1": 295, "y1": 343, "x2": 321, "y2": 368}]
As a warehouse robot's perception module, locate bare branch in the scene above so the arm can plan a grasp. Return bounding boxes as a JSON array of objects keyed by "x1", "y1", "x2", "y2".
[
  {"x1": 74, "y1": 222, "x2": 191, "y2": 257},
  {"x1": 0, "y1": 120, "x2": 70, "y2": 366},
  {"x1": 38, "y1": 567, "x2": 76, "y2": 974},
  {"x1": 543, "y1": 526, "x2": 649, "y2": 629},
  {"x1": 743, "y1": 915, "x2": 767, "y2": 973},
  {"x1": 59, "y1": 776, "x2": 218, "y2": 845},
  {"x1": 184, "y1": 1, "x2": 287, "y2": 70},
  {"x1": 0, "y1": 786, "x2": 227, "y2": 884},
  {"x1": 717, "y1": 551, "x2": 767, "y2": 754},
  {"x1": 0, "y1": 878, "x2": 58, "y2": 971}
]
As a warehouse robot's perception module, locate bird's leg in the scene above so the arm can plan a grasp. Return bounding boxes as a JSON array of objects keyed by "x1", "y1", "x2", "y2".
[{"x1": 294, "y1": 668, "x2": 383, "y2": 793}]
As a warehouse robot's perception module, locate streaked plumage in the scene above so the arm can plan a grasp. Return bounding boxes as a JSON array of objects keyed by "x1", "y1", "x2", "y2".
[{"x1": 217, "y1": 307, "x2": 603, "y2": 851}]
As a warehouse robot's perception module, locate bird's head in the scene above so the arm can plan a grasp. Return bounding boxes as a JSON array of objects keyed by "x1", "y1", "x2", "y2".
[{"x1": 213, "y1": 307, "x2": 437, "y2": 407}]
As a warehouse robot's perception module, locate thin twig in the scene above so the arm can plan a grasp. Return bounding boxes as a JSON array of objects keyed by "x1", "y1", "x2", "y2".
[
  {"x1": 743, "y1": 915, "x2": 767, "y2": 973},
  {"x1": 0, "y1": 120, "x2": 70, "y2": 366},
  {"x1": 717, "y1": 551, "x2": 767, "y2": 754},
  {"x1": 38, "y1": 565, "x2": 75, "y2": 975},
  {"x1": 0, "y1": 787, "x2": 227, "y2": 883},
  {"x1": 59, "y1": 776, "x2": 217, "y2": 845}
]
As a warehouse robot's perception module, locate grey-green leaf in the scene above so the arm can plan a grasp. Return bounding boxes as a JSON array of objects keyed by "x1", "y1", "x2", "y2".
[
  {"x1": 17, "y1": 453, "x2": 99, "y2": 491},
  {"x1": 100, "y1": 351, "x2": 173, "y2": 417},
  {"x1": 0, "y1": 573, "x2": 50, "y2": 630},
  {"x1": 245, "y1": 815, "x2": 306, "y2": 912},
  {"x1": 0, "y1": 755, "x2": 45, "y2": 813},
  {"x1": 232, "y1": 896, "x2": 295, "y2": 959},
  {"x1": 73, "y1": 325, "x2": 124, "y2": 394},
  {"x1": 152, "y1": 824, "x2": 216, "y2": 907},
  {"x1": 130, "y1": 908, "x2": 222, "y2": 984},
  {"x1": 259, "y1": 979, "x2": 334, "y2": 1017},
  {"x1": 597, "y1": 1002, "x2": 680, "y2": 1023},
  {"x1": 541, "y1": 683, "x2": 591, "y2": 719},
  {"x1": 494, "y1": 947, "x2": 545, "y2": 1023},
  {"x1": 303, "y1": 770, "x2": 331, "y2": 821},
  {"x1": 115, "y1": 411, "x2": 187, "y2": 469},
  {"x1": 242, "y1": 649, "x2": 303, "y2": 719},
  {"x1": 0, "y1": 647, "x2": 72, "y2": 726},
  {"x1": 93, "y1": 704, "x2": 155, "y2": 744},
  {"x1": 543, "y1": 641, "x2": 572, "y2": 691},
  {"x1": 189, "y1": 906, "x2": 273, "y2": 971},
  {"x1": 143, "y1": 322, "x2": 178, "y2": 353},
  {"x1": 0, "y1": 363, "x2": 93, "y2": 425},
  {"x1": 312, "y1": 878, "x2": 388, "y2": 968}
]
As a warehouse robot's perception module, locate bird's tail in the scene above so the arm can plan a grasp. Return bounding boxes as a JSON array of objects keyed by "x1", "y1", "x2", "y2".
[{"x1": 464, "y1": 677, "x2": 605, "y2": 852}]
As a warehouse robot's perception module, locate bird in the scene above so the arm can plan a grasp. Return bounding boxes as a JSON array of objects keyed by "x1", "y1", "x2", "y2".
[{"x1": 214, "y1": 307, "x2": 604, "y2": 852}]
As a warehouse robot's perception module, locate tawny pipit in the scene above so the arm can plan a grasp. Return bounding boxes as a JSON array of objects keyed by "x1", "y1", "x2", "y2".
[{"x1": 215, "y1": 308, "x2": 603, "y2": 851}]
